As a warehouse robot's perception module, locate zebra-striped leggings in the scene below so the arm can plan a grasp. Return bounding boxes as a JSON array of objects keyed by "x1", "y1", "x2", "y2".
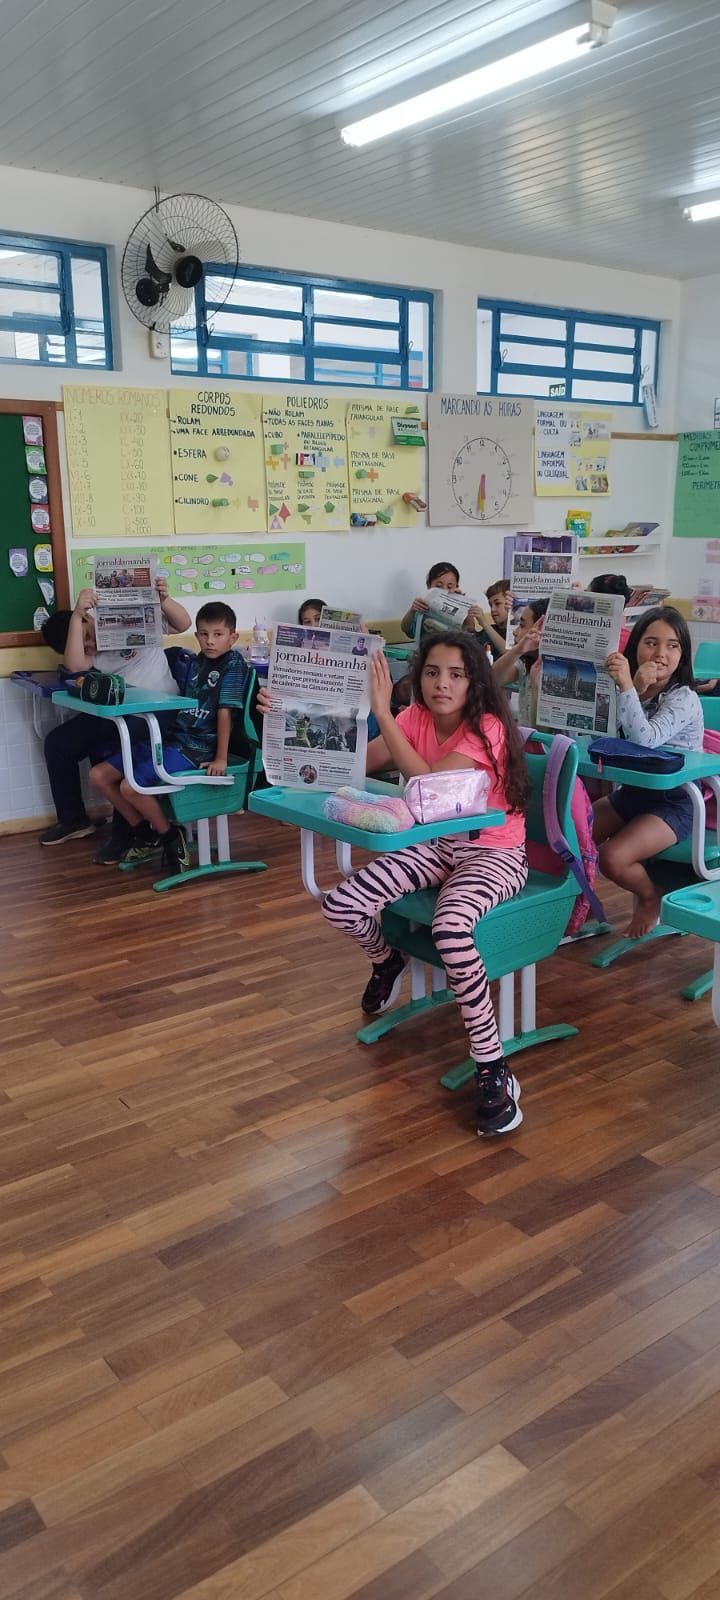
[{"x1": 322, "y1": 839, "x2": 528, "y2": 1064}]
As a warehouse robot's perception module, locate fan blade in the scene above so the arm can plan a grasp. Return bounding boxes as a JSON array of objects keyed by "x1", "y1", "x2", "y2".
[{"x1": 145, "y1": 243, "x2": 171, "y2": 287}]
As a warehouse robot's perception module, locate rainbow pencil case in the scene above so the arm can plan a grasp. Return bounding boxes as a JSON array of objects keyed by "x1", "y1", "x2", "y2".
[{"x1": 323, "y1": 786, "x2": 414, "y2": 832}]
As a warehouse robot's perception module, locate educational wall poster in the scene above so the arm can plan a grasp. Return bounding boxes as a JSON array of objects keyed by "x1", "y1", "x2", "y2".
[
  {"x1": 71, "y1": 542, "x2": 306, "y2": 600},
  {"x1": 427, "y1": 394, "x2": 533, "y2": 527},
  {"x1": 672, "y1": 431, "x2": 720, "y2": 539},
  {"x1": 169, "y1": 389, "x2": 266, "y2": 536},
  {"x1": 537, "y1": 590, "x2": 623, "y2": 737},
  {"x1": 63, "y1": 385, "x2": 174, "y2": 540},
  {"x1": 534, "y1": 405, "x2": 612, "y2": 496},
  {"x1": 346, "y1": 401, "x2": 421, "y2": 527},
  {"x1": 262, "y1": 395, "x2": 350, "y2": 533}
]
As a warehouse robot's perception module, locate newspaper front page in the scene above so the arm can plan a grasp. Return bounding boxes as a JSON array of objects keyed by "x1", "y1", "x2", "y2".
[
  {"x1": 423, "y1": 589, "x2": 477, "y2": 630},
  {"x1": 92, "y1": 555, "x2": 163, "y2": 651},
  {"x1": 262, "y1": 623, "x2": 381, "y2": 790},
  {"x1": 537, "y1": 590, "x2": 623, "y2": 737}
]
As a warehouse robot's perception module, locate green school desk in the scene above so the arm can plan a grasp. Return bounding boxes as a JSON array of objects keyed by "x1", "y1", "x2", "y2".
[
  {"x1": 50, "y1": 686, "x2": 234, "y2": 798},
  {"x1": 661, "y1": 882, "x2": 720, "y2": 1027}
]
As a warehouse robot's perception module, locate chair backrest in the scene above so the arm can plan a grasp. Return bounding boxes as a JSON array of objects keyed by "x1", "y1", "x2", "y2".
[{"x1": 524, "y1": 742, "x2": 581, "y2": 860}]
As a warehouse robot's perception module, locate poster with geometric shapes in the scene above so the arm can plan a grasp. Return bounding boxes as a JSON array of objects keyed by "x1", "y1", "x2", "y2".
[
  {"x1": 169, "y1": 389, "x2": 266, "y2": 535},
  {"x1": 534, "y1": 405, "x2": 612, "y2": 496},
  {"x1": 262, "y1": 395, "x2": 350, "y2": 533},
  {"x1": 427, "y1": 394, "x2": 533, "y2": 526},
  {"x1": 63, "y1": 385, "x2": 174, "y2": 540},
  {"x1": 71, "y1": 543, "x2": 306, "y2": 600},
  {"x1": 347, "y1": 400, "x2": 422, "y2": 527}
]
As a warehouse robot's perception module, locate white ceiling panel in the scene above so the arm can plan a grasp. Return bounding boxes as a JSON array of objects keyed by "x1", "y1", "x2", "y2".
[{"x1": 1, "y1": 0, "x2": 720, "y2": 276}]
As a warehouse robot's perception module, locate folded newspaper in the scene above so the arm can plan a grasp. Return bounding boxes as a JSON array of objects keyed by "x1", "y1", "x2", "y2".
[
  {"x1": 537, "y1": 590, "x2": 623, "y2": 737},
  {"x1": 422, "y1": 589, "x2": 476, "y2": 630},
  {"x1": 92, "y1": 555, "x2": 163, "y2": 652},
  {"x1": 262, "y1": 623, "x2": 382, "y2": 790}
]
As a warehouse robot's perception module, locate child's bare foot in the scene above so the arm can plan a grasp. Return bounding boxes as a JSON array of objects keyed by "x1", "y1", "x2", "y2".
[{"x1": 626, "y1": 891, "x2": 662, "y2": 939}]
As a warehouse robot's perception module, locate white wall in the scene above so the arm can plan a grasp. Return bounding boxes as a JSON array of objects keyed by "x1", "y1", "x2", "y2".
[
  {"x1": 0, "y1": 162, "x2": 684, "y2": 823},
  {"x1": 666, "y1": 272, "x2": 720, "y2": 600}
]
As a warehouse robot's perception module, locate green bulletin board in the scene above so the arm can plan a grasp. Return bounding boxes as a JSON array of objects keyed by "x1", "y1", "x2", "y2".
[
  {"x1": 0, "y1": 400, "x2": 69, "y2": 646},
  {"x1": 673, "y1": 431, "x2": 720, "y2": 539}
]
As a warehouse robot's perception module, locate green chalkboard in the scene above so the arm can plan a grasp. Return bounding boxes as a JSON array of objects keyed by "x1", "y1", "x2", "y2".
[
  {"x1": 673, "y1": 430, "x2": 720, "y2": 539},
  {"x1": 0, "y1": 400, "x2": 69, "y2": 646}
]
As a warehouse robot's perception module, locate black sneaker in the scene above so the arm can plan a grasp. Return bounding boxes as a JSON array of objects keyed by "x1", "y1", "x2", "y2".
[
  {"x1": 96, "y1": 836, "x2": 133, "y2": 865},
  {"x1": 361, "y1": 950, "x2": 407, "y2": 1015},
  {"x1": 476, "y1": 1063, "x2": 523, "y2": 1138},
  {"x1": 161, "y1": 823, "x2": 191, "y2": 873},
  {"x1": 40, "y1": 819, "x2": 94, "y2": 846},
  {"x1": 120, "y1": 823, "x2": 163, "y2": 866}
]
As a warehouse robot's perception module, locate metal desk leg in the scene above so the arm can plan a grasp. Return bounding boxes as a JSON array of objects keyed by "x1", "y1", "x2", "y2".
[{"x1": 440, "y1": 963, "x2": 578, "y2": 1092}]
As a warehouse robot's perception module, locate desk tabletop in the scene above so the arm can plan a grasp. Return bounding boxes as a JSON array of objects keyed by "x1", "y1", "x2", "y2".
[
  {"x1": 383, "y1": 643, "x2": 415, "y2": 661},
  {"x1": 11, "y1": 670, "x2": 63, "y2": 698},
  {"x1": 249, "y1": 785, "x2": 505, "y2": 851},
  {"x1": 571, "y1": 737, "x2": 720, "y2": 790},
  {"x1": 662, "y1": 880, "x2": 720, "y2": 939},
  {"x1": 52, "y1": 686, "x2": 197, "y2": 716}
]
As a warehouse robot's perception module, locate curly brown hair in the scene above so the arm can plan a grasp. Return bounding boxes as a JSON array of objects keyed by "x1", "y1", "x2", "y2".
[{"x1": 409, "y1": 630, "x2": 530, "y2": 816}]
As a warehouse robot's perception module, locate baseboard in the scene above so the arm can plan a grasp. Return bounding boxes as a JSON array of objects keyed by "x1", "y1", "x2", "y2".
[{"x1": 0, "y1": 808, "x2": 110, "y2": 838}]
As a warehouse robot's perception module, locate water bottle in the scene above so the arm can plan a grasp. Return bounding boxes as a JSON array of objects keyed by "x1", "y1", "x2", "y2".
[{"x1": 250, "y1": 619, "x2": 270, "y2": 679}]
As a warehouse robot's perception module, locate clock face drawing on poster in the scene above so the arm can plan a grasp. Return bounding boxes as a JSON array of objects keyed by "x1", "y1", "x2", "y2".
[{"x1": 450, "y1": 436, "x2": 513, "y2": 522}]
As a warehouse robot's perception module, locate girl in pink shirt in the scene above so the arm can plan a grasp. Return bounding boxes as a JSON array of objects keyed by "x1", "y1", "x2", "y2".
[{"x1": 323, "y1": 631, "x2": 530, "y2": 1137}]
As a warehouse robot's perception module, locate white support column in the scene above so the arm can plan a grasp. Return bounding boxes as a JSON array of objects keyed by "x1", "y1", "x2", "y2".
[
  {"x1": 498, "y1": 973, "x2": 514, "y2": 1042},
  {"x1": 520, "y1": 965, "x2": 537, "y2": 1034}
]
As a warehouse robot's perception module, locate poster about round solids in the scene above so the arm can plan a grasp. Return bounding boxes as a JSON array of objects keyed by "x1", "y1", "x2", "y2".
[
  {"x1": 169, "y1": 389, "x2": 266, "y2": 536},
  {"x1": 71, "y1": 543, "x2": 306, "y2": 599}
]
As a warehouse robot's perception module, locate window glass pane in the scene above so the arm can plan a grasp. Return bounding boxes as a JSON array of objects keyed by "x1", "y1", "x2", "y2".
[
  {"x1": 641, "y1": 327, "x2": 657, "y2": 381},
  {"x1": 76, "y1": 330, "x2": 108, "y2": 365},
  {"x1": 408, "y1": 299, "x2": 430, "y2": 388},
  {"x1": 571, "y1": 377, "x2": 634, "y2": 403},
  {"x1": 477, "y1": 310, "x2": 492, "y2": 392},
  {"x1": 0, "y1": 329, "x2": 40, "y2": 361},
  {"x1": 499, "y1": 311, "x2": 566, "y2": 341},
  {"x1": 314, "y1": 320, "x2": 400, "y2": 352},
  {"x1": 0, "y1": 284, "x2": 62, "y2": 320},
  {"x1": 206, "y1": 345, "x2": 304, "y2": 380},
  {"x1": 0, "y1": 247, "x2": 59, "y2": 284},
  {"x1": 211, "y1": 275, "x2": 303, "y2": 313},
  {"x1": 573, "y1": 347, "x2": 634, "y2": 375},
  {"x1": 313, "y1": 287, "x2": 399, "y2": 321},
  {"x1": 312, "y1": 357, "x2": 402, "y2": 386},
  {"x1": 501, "y1": 340, "x2": 565, "y2": 369},
  {"x1": 208, "y1": 310, "x2": 303, "y2": 341},
  {"x1": 575, "y1": 320, "x2": 635, "y2": 348},
  {"x1": 71, "y1": 257, "x2": 104, "y2": 322},
  {"x1": 498, "y1": 371, "x2": 561, "y2": 397}
]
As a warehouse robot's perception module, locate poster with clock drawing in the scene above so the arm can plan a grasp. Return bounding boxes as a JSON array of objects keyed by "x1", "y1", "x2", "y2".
[{"x1": 428, "y1": 394, "x2": 533, "y2": 526}]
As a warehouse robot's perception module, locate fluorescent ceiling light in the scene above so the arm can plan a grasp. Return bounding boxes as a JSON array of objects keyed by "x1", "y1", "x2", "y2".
[
  {"x1": 341, "y1": 25, "x2": 597, "y2": 147},
  {"x1": 683, "y1": 198, "x2": 720, "y2": 223}
]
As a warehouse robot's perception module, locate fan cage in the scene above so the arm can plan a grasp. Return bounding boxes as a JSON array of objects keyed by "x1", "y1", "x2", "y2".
[{"x1": 121, "y1": 193, "x2": 238, "y2": 331}]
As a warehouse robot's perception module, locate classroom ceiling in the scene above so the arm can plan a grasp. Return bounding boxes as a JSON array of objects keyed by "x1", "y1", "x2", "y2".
[{"x1": 1, "y1": 0, "x2": 720, "y2": 279}]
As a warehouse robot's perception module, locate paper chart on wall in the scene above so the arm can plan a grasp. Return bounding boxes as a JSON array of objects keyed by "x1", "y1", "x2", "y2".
[
  {"x1": 346, "y1": 401, "x2": 421, "y2": 526},
  {"x1": 534, "y1": 406, "x2": 612, "y2": 496},
  {"x1": 262, "y1": 395, "x2": 350, "y2": 533},
  {"x1": 673, "y1": 431, "x2": 720, "y2": 540},
  {"x1": 169, "y1": 389, "x2": 266, "y2": 536},
  {"x1": 63, "y1": 385, "x2": 175, "y2": 540},
  {"x1": 427, "y1": 394, "x2": 533, "y2": 526},
  {"x1": 71, "y1": 543, "x2": 306, "y2": 599}
]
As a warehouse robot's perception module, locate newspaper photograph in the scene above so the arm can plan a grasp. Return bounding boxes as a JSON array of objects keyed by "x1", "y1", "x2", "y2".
[
  {"x1": 423, "y1": 588, "x2": 477, "y2": 630},
  {"x1": 92, "y1": 555, "x2": 163, "y2": 651},
  {"x1": 319, "y1": 605, "x2": 364, "y2": 629},
  {"x1": 537, "y1": 590, "x2": 624, "y2": 737},
  {"x1": 262, "y1": 623, "x2": 382, "y2": 790},
  {"x1": 508, "y1": 550, "x2": 577, "y2": 632}
]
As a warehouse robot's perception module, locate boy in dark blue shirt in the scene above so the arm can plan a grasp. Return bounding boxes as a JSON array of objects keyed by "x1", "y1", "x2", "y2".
[{"x1": 91, "y1": 602, "x2": 248, "y2": 872}]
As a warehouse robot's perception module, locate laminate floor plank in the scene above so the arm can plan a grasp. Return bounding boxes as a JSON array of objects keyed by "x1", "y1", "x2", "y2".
[{"x1": 2, "y1": 819, "x2": 720, "y2": 1598}]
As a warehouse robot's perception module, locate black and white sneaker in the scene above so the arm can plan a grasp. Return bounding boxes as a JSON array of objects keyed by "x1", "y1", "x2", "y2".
[
  {"x1": 39, "y1": 819, "x2": 94, "y2": 846},
  {"x1": 476, "y1": 1062, "x2": 523, "y2": 1138},
  {"x1": 161, "y1": 823, "x2": 191, "y2": 873},
  {"x1": 120, "y1": 822, "x2": 163, "y2": 866},
  {"x1": 361, "y1": 950, "x2": 407, "y2": 1015}
]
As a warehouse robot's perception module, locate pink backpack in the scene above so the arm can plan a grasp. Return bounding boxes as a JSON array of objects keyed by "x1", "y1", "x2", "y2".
[
  {"x1": 521, "y1": 732, "x2": 604, "y2": 935},
  {"x1": 702, "y1": 729, "x2": 720, "y2": 831}
]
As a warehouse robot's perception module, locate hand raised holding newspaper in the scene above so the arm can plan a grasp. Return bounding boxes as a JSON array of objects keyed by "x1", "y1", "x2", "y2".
[
  {"x1": 605, "y1": 651, "x2": 633, "y2": 691},
  {"x1": 369, "y1": 651, "x2": 394, "y2": 719}
]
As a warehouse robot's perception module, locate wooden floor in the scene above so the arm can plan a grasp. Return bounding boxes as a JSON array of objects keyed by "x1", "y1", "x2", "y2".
[{"x1": 2, "y1": 816, "x2": 720, "y2": 1600}]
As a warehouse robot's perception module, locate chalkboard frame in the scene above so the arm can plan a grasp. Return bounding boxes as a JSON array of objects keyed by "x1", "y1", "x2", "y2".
[{"x1": 0, "y1": 398, "x2": 70, "y2": 648}]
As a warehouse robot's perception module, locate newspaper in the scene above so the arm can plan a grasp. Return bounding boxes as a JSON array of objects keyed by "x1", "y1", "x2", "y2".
[
  {"x1": 262, "y1": 623, "x2": 382, "y2": 790},
  {"x1": 92, "y1": 555, "x2": 162, "y2": 651},
  {"x1": 423, "y1": 588, "x2": 476, "y2": 629},
  {"x1": 537, "y1": 590, "x2": 624, "y2": 737},
  {"x1": 319, "y1": 605, "x2": 364, "y2": 629}
]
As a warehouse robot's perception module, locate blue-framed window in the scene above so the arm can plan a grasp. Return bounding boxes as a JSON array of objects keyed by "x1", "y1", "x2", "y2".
[
  {"x1": 477, "y1": 299, "x2": 660, "y2": 407},
  {"x1": 0, "y1": 232, "x2": 113, "y2": 369},
  {"x1": 171, "y1": 267, "x2": 433, "y2": 389}
]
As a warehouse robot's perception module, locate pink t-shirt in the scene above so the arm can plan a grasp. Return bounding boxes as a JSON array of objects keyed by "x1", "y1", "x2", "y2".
[{"x1": 395, "y1": 704, "x2": 526, "y2": 849}]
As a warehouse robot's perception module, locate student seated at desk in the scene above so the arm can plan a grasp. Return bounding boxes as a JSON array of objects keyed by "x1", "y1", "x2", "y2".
[
  {"x1": 91, "y1": 602, "x2": 248, "y2": 873},
  {"x1": 400, "y1": 562, "x2": 483, "y2": 643},
  {"x1": 322, "y1": 633, "x2": 530, "y2": 1139},
  {"x1": 594, "y1": 606, "x2": 704, "y2": 939},
  {"x1": 475, "y1": 579, "x2": 512, "y2": 660},
  {"x1": 39, "y1": 581, "x2": 191, "y2": 859}
]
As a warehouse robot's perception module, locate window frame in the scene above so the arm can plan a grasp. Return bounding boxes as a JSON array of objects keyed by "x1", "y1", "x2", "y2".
[
  {"x1": 477, "y1": 297, "x2": 660, "y2": 407},
  {"x1": 0, "y1": 230, "x2": 113, "y2": 370},
  {"x1": 172, "y1": 264, "x2": 433, "y2": 390}
]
